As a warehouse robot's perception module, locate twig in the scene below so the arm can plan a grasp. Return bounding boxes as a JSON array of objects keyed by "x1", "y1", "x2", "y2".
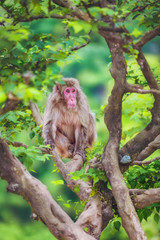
[
  {"x1": 125, "y1": 83, "x2": 160, "y2": 95},
  {"x1": 17, "y1": 14, "x2": 69, "y2": 22},
  {"x1": 131, "y1": 157, "x2": 160, "y2": 166},
  {"x1": 124, "y1": 1, "x2": 159, "y2": 19},
  {"x1": 71, "y1": 31, "x2": 91, "y2": 51}
]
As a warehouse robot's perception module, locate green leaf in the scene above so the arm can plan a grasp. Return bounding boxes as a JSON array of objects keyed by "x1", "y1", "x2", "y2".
[
  {"x1": 107, "y1": 181, "x2": 112, "y2": 190},
  {"x1": 51, "y1": 180, "x2": 64, "y2": 186},
  {"x1": 68, "y1": 21, "x2": 91, "y2": 33},
  {"x1": 63, "y1": 203, "x2": 71, "y2": 209},
  {"x1": 0, "y1": 87, "x2": 7, "y2": 103},
  {"x1": 131, "y1": 28, "x2": 142, "y2": 38},
  {"x1": 154, "y1": 213, "x2": 159, "y2": 224},
  {"x1": 84, "y1": 227, "x2": 88, "y2": 232},
  {"x1": 29, "y1": 131, "x2": 35, "y2": 139},
  {"x1": 74, "y1": 186, "x2": 80, "y2": 193},
  {"x1": 114, "y1": 221, "x2": 121, "y2": 231},
  {"x1": 6, "y1": 114, "x2": 18, "y2": 123}
]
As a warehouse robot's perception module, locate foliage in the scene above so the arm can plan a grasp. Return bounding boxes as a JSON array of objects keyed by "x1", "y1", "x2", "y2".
[{"x1": 70, "y1": 142, "x2": 107, "y2": 188}]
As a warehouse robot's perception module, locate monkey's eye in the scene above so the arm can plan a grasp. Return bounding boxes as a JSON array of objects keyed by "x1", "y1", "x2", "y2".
[
  {"x1": 72, "y1": 89, "x2": 75, "y2": 93},
  {"x1": 66, "y1": 89, "x2": 70, "y2": 93}
]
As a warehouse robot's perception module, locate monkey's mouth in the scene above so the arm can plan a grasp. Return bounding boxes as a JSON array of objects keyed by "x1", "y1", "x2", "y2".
[
  {"x1": 68, "y1": 103, "x2": 76, "y2": 108},
  {"x1": 67, "y1": 99, "x2": 77, "y2": 108}
]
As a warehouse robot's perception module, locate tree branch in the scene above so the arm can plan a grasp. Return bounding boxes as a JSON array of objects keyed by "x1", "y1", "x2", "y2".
[
  {"x1": 51, "y1": 0, "x2": 91, "y2": 22},
  {"x1": 0, "y1": 138, "x2": 96, "y2": 240},
  {"x1": 125, "y1": 83, "x2": 160, "y2": 95},
  {"x1": 130, "y1": 188, "x2": 160, "y2": 209},
  {"x1": 131, "y1": 157, "x2": 160, "y2": 166},
  {"x1": 135, "y1": 25, "x2": 160, "y2": 50},
  {"x1": 124, "y1": 1, "x2": 159, "y2": 19},
  {"x1": 136, "y1": 135, "x2": 160, "y2": 162},
  {"x1": 71, "y1": 31, "x2": 91, "y2": 51},
  {"x1": 17, "y1": 14, "x2": 70, "y2": 22},
  {"x1": 76, "y1": 196, "x2": 102, "y2": 239},
  {"x1": 101, "y1": 37, "x2": 147, "y2": 240}
]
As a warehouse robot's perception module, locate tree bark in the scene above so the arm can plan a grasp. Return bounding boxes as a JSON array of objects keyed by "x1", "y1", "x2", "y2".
[{"x1": 101, "y1": 38, "x2": 147, "y2": 240}]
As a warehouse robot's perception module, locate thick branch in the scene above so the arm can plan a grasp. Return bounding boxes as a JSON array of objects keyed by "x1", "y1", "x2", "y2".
[
  {"x1": 136, "y1": 135, "x2": 160, "y2": 162},
  {"x1": 130, "y1": 188, "x2": 160, "y2": 209},
  {"x1": 135, "y1": 25, "x2": 160, "y2": 49},
  {"x1": 76, "y1": 196, "x2": 102, "y2": 239},
  {"x1": 0, "y1": 138, "x2": 95, "y2": 240},
  {"x1": 102, "y1": 39, "x2": 147, "y2": 240},
  {"x1": 51, "y1": 150, "x2": 92, "y2": 201}
]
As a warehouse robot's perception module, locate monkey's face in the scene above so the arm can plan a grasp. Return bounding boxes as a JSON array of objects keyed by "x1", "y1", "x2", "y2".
[{"x1": 63, "y1": 87, "x2": 77, "y2": 108}]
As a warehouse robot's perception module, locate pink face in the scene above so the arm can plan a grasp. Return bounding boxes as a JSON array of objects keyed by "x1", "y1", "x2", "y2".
[{"x1": 64, "y1": 87, "x2": 77, "y2": 108}]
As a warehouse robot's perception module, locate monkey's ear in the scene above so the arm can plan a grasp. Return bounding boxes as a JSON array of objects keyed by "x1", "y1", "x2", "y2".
[{"x1": 55, "y1": 82, "x2": 61, "y2": 92}]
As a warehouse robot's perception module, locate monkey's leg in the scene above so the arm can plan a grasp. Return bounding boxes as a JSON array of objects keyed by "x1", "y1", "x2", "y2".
[
  {"x1": 55, "y1": 131, "x2": 73, "y2": 158},
  {"x1": 74, "y1": 128, "x2": 85, "y2": 159},
  {"x1": 68, "y1": 144, "x2": 75, "y2": 154}
]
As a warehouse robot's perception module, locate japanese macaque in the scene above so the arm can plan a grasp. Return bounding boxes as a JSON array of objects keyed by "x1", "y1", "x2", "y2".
[{"x1": 42, "y1": 78, "x2": 97, "y2": 158}]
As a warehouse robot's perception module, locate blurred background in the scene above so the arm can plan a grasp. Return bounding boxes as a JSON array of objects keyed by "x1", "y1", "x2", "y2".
[{"x1": 0, "y1": 18, "x2": 160, "y2": 240}]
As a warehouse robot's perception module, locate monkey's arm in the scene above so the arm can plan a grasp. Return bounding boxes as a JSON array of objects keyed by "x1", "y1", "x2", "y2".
[
  {"x1": 42, "y1": 93, "x2": 59, "y2": 148},
  {"x1": 43, "y1": 120, "x2": 55, "y2": 148}
]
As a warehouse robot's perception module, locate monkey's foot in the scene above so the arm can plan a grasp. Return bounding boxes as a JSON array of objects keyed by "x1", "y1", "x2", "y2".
[
  {"x1": 73, "y1": 150, "x2": 85, "y2": 160},
  {"x1": 44, "y1": 139, "x2": 55, "y2": 149},
  {"x1": 68, "y1": 144, "x2": 74, "y2": 154}
]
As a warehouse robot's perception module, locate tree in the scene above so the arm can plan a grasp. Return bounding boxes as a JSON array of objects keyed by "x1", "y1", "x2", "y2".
[{"x1": 0, "y1": 0, "x2": 160, "y2": 239}]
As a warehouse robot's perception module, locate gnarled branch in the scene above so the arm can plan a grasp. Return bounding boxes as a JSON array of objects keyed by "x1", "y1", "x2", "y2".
[
  {"x1": 0, "y1": 138, "x2": 96, "y2": 240},
  {"x1": 101, "y1": 37, "x2": 147, "y2": 240}
]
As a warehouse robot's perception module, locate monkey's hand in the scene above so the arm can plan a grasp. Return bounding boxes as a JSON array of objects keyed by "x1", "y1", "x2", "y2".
[{"x1": 44, "y1": 139, "x2": 55, "y2": 149}]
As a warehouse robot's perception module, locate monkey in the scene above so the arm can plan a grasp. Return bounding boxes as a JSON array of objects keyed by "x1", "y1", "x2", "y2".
[{"x1": 42, "y1": 78, "x2": 97, "y2": 159}]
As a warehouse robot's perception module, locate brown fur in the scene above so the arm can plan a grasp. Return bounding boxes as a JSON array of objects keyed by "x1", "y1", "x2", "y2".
[{"x1": 42, "y1": 78, "x2": 97, "y2": 158}]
